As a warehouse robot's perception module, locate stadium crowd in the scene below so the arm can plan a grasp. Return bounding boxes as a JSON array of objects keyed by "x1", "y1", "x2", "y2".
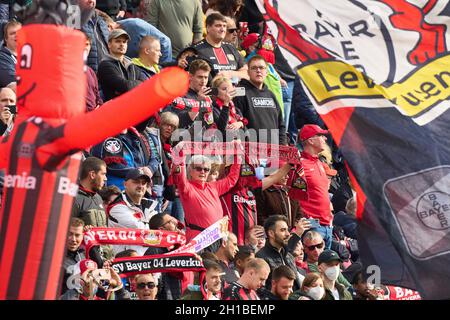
[{"x1": 0, "y1": 0, "x2": 404, "y2": 301}]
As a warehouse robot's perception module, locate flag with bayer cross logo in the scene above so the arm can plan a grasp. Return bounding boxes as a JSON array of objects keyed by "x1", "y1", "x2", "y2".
[{"x1": 256, "y1": 0, "x2": 450, "y2": 299}]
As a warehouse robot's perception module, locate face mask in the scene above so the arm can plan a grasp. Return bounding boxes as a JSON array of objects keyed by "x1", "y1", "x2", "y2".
[
  {"x1": 308, "y1": 286, "x2": 325, "y2": 300},
  {"x1": 324, "y1": 265, "x2": 340, "y2": 281}
]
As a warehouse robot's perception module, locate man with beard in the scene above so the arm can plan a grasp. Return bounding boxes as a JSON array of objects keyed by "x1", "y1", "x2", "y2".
[
  {"x1": 78, "y1": 0, "x2": 110, "y2": 72},
  {"x1": 259, "y1": 265, "x2": 296, "y2": 300},
  {"x1": 144, "y1": 212, "x2": 185, "y2": 300},
  {"x1": 255, "y1": 215, "x2": 300, "y2": 291},
  {"x1": 72, "y1": 157, "x2": 108, "y2": 227},
  {"x1": 71, "y1": 157, "x2": 114, "y2": 261},
  {"x1": 213, "y1": 232, "x2": 239, "y2": 284},
  {"x1": 224, "y1": 16, "x2": 239, "y2": 48}
]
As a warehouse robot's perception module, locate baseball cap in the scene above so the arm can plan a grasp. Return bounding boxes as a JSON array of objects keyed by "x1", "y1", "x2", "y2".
[
  {"x1": 318, "y1": 249, "x2": 342, "y2": 265},
  {"x1": 108, "y1": 29, "x2": 130, "y2": 42},
  {"x1": 125, "y1": 168, "x2": 151, "y2": 183},
  {"x1": 299, "y1": 124, "x2": 328, "y2": 141},
  {"x1": 78, "y1": 259, "x2": 98, "y2": 275},
  {"x1": 241, "y1": 33, "x2": 259, "y2": 50}
]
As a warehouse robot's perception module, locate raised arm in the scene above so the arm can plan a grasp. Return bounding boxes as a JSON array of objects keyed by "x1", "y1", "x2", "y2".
[{"x1": 262, "y1": 163, "x2": 292, "y2": 190}]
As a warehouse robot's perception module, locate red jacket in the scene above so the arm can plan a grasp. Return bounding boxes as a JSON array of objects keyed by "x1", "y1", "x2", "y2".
[
  {"x1": 299, "y1": 151, "x2": 332, "y2": 225},
  {"x1": 173, "y1": 160, "x2": 241, "y2": 241}
]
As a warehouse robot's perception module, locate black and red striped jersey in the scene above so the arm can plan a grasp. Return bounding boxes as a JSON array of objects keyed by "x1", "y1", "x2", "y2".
[
  {"x1": 222, "y1": 281, "x2": 260, "y2": 300},
  {"x1": 0, "y1": 118, "x2": 82, "y2": 299},
  {"x1": 192, "y1": 40, "x2": 245, "y2": 78},
  {"x1": 220, "y1": 178, "x2": 262, "y2": 245}
]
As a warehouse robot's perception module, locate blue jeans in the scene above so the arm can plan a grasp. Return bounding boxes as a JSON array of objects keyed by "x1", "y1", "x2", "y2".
[
  {"x1": 282, "y1": 81, "x2": 294, "y2": 130},
  {"x1": 310, "y1": 225, "x2": 333, "y2": 249}
]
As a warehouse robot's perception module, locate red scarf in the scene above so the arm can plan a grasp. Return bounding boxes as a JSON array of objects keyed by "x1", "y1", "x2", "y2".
[{"x1": 83, "y1": 228, "x2": 186, "y2": 258}]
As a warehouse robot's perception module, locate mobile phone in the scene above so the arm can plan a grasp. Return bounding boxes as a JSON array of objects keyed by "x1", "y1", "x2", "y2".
[
  {"x1": 306, "y1": 218, "x2": 321, "y2": 228},
  {"x1": 210, "y1": 87, "x2": 219, "y2": 96},
  {"x1": 234, "y1": 87, "x2": 246, "y2": 96},
  {"x1": 7, "y1": 105, "x2": 16, "y2": 114}
]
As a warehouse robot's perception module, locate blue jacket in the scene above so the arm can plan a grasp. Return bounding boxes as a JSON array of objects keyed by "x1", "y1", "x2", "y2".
[
  {"x1": 82, "y1": 12, "x2": 110, "y2": 72},
  {"x1": 0, "y1": 45, "x2": 16, "y2": 87},
  {"x1": 291, "y1": 74, "x2": 325, "y2": 129},
  {"x1": 119, "y1": 18, "x2": 172, "y2": 64}
]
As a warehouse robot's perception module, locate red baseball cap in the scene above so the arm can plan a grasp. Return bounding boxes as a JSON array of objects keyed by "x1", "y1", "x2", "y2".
[
  {"x1": 322, "y1": 162, "x2": 337, "y2": 177},
  {"x1": 299, "y1": 124, "x2": 328, "y2": 141},
  {"x1": 241, "y1": 33, "x2": 259, "y2": 49}
]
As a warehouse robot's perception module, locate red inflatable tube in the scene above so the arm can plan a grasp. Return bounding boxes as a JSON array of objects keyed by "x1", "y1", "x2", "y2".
[{"x1": 0, "y1": 24, "x2": 188, "y2": 300}]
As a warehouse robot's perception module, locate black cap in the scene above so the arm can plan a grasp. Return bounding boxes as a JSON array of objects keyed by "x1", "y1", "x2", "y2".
[
  {"x1": 125, "y1": 168, "x2": 151, "y2": 183},
  {"x1": 318, "y1": 249, "x2": 342, "y2": 265}
]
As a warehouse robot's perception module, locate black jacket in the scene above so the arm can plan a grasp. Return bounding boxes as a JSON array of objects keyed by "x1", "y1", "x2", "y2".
[
  {"x1": 233, "y1": 79, "x2": 287, "y2": 145},
  {"x1": 72, "y1": 186, "x2": 107, "y2": 227},
  {"x1": 97, "y1": 54, "x2": 145, "y2": 101},
  {"x1": 255, "y1": 242, "x2": 301, "y2": 291}
]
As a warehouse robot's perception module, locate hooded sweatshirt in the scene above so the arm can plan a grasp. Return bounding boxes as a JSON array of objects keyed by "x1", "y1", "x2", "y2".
[{"x1": 233, "y1": 79, "x2": 287, "y2": 145}]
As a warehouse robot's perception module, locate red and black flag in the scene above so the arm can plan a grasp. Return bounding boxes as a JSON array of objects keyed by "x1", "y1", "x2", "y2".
[{"x1": 258, "y1": 0, "x2": 450, "y2": 299}]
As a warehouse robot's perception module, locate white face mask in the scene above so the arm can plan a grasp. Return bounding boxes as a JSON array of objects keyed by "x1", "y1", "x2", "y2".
[
  {"x1": 308, "y1": 286, "x2": 325, "y2": 300},
  {"x1": 324, "y1": 265, "x2": 340, "y2": 281}
]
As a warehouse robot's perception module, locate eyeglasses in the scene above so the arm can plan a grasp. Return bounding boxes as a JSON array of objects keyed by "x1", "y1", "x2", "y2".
[
  {"x1": 305, "y1": 242, "x2": 324, "y2": 251},
  {"x1": 250, "y1": 65, "x2": 267, "y2": 71},
  {"x1": 227, "y1": 28, "x2": 238, "y2": 33},
  {"x1": 137, "y1": 282, "x2": 156, "y2": 289},
  {"x1": 193, "y1": 166, "x2": 211, "y2": 173}
]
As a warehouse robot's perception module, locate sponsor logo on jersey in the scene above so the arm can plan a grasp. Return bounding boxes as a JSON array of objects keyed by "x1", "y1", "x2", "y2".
[{"x1": 4, "y1": 172, "x2": 37, "y2": 189}]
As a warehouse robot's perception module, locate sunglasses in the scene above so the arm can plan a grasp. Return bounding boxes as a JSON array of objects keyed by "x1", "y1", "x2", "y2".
[
  {"x1": 137, "y1": 282, "x2": 156, "y2": 289},
  {"x1": 227, "y1": 28, "x2": 238, "y2": 33},
  {"x1": 305, "y1": 242, "x2": 324, "y2": 251},
  {"x1": 193, "y1": 166, "x2": 211, "y2": 173}
]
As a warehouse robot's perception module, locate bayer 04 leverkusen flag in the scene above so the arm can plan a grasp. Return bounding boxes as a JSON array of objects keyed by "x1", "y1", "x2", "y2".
[{"x1": 255, "y1": 0, "x2": 450, "y2": 299}]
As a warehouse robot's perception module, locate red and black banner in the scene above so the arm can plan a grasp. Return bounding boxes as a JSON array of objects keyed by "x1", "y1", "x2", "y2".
[
  {"x1": 83, "y1": 228, "x2": 186, "y2": 258},
  {"x1": 111, "y1": 253, "x2": 205, "y2": 277},
  {"x1": 172, "y1": 141, "x2": 302, "y2": 164}
]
